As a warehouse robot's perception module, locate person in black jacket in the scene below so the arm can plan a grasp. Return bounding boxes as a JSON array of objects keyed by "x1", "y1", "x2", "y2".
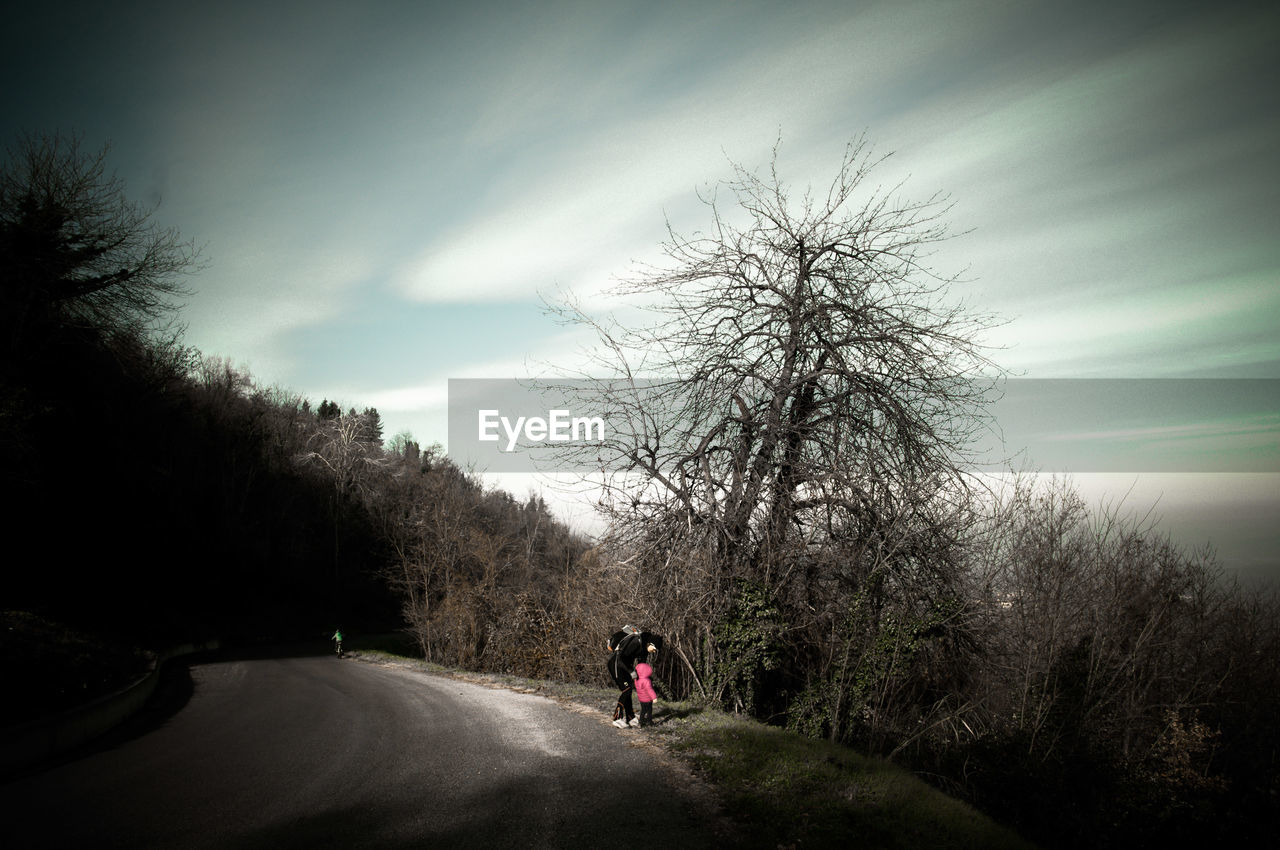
[{"x1": 606, "y1": 627, "x2": 663, "y2": 727}]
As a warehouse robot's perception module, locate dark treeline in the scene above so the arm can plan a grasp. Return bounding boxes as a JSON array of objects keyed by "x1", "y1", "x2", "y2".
[
  {"x1": 0, "y1": 132, "x2": 396, "y2": 642},
  {"x1": 4, "y1": 133, "x2": 1277, "y2": 847},
  {"x1": 2, "y1": 322, "x2": 392, "y2": 641},
  {"x1": 0, "y1": 136, "x2": 601, "y2": 656}
]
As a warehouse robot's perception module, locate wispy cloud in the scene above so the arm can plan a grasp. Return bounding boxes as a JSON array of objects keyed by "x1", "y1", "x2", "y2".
[{"x1": 388, "y1": 1, "x2": 1002, "y2": 307}]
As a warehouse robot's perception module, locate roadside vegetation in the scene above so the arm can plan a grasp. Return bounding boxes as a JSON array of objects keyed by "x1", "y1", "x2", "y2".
[
  {"x1": 660, "y1": 709, "x2": 1035, "y2": 850},
  {"x1": 3, "y1": 131, "x2": 1277, "y2": 848}
]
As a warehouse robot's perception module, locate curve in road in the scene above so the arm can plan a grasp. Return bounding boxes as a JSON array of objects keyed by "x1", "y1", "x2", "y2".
[{"x1": 2, "y1": 652, "x2": 720, "y2": 849}]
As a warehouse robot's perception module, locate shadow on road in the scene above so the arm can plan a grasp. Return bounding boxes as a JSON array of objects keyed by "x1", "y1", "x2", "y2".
[
  {"x1": 2, "y1": 640, "x2": 337, "y2": 783},
  {"x1": 206, "y1": 638, "x2": 335, "y2": 661},
  {"x1": 1, "y1": 655, "x2": 196, "y2": 784},
  {"x1": 239, "y1": 768, "x2": 721, "y2": 849}
]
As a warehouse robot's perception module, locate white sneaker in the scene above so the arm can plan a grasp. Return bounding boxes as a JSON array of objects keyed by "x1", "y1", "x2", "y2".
[
  {"x1": 628, "y1": 718, "x2": 641, "y2": 727},
  {"x1": 612, "y1": 718, "x2": 628, "y2": 728}
]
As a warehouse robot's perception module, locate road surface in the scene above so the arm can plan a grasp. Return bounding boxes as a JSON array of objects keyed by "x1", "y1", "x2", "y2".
[{"x1": 1, "y1": 650, "x2": 720, "y2": 848}]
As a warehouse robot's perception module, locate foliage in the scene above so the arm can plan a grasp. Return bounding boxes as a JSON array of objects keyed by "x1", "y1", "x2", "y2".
[
  {"x1": 789, "y1": 591, "x2": 965, "y2": 750},
  {"x1": 711, "y1": 579, "x2": 785, "y2": 713}
]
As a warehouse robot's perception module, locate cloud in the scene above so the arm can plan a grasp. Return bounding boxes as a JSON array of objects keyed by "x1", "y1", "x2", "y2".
[
  {"x1": 131, "y1": 0, "x2": 1279, "y2": 394},
  {"x1": 388, "y1": 1, "x2": 1003, "y2": 306},
  {"x1": 348, "y1": 383, "x2": 449, "y2": 414}
]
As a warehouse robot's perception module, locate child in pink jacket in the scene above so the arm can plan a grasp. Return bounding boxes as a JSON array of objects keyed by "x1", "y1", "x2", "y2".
[{"x1": 634, "y1": 662, "x2": 657, "y2": 727}]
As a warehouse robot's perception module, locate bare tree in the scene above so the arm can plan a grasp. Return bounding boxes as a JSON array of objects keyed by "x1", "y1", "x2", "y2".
[
  {"x1": 953, "y1": 473, "x2": 1266, "y2": 843},
  {"x1": 968, "y1": 474, "x2": 1234, "y2": 762},
  {"x1": 298, "y1": 409, "x2": 389, "y2": 582},
  {"x1": 551, "y1": 136, "x2": 1003, "y2": 717},
  {"x1": 0, "y1": 131, "x2": 201, "y2": 350}
]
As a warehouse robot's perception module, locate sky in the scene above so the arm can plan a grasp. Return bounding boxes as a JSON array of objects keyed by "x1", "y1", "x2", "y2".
[{"x1": 3, "y1": 0, "x2": 1277, "y2": 577}]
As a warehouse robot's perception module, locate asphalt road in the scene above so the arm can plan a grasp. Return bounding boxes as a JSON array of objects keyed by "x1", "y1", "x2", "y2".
[{"x1": 1, "y1": 650, "x2": 719, "y2": 848}]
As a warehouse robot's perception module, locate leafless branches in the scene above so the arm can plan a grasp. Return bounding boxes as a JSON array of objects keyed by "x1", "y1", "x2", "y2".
[
  {"x1": 1, "y1": 132, "x2": 202, "y2": 348},
  {"x1": 546, "y1": 135, "x2": 1005, "y2": 721},
  {"x1": 555, "y1": 139, "x2": 1002, "y2": 582}
]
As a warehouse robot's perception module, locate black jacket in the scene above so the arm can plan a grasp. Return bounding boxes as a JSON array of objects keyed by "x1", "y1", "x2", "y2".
[{"x1": 607, "y1": 629, "x2": 663, "y2": 685}]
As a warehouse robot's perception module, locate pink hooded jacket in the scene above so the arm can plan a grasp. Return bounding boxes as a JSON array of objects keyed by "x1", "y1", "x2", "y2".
[{"x1": 634, "y1": 662, "x2": 657, "y2": 702}]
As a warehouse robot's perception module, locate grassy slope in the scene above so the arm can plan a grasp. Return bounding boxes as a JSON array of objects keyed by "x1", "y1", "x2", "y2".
[
  {"x1": 657, "y1": 706, "x2": 1036, "y2": 850},
  {"x1": 348, "y1": 639, "x2": 1038, "y2": 850}
]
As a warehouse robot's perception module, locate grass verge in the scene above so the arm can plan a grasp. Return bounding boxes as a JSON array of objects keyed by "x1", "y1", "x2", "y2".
[{"x1": 651, "y1": 704, "x2": 1037, "y2": 850}]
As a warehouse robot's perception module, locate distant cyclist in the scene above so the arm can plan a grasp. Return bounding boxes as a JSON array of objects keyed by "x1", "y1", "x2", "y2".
[{"x1": 331, "y1": 628, "x2": 344, "y2": 657}]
